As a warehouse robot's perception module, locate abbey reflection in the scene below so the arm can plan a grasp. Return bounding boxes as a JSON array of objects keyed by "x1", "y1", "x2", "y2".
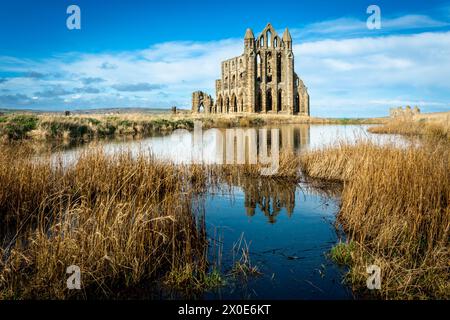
[
  {"x1": 214, "y1": 124, "x2": 311, "y2": 163},
  {"x1": 217, "y1": 124, "x2": 311, "y2": 223},
  {"x1": 243, "y1": 178, "x2": 296, "y2": 224}
]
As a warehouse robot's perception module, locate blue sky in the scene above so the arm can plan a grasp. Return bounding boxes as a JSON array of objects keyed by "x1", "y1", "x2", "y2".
[{"x1": 1, "y1": 0, "x2": 449, "y2": 117}]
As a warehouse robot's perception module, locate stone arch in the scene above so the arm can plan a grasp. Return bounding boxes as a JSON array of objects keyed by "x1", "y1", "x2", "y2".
[
  {"x1": 231, "y1": 93, "x2": 237, "y2": 113},
  {"x1": 266, "y1": 30, "x2": 272, "y2": 47},
  {"x1": 256, "y1": 53, "x2": 262, "y2": 81},
  {"x1": 273, "y1": 36, "x2": 279, "y2": 48},
  {"x1": 260, "y1": 35, "x2": 265, "y2": 47}
]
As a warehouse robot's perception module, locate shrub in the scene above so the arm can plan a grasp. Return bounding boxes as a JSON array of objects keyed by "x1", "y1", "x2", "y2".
[{"x1": 4, "y1": 115, "x2": 38, "y2": 140}]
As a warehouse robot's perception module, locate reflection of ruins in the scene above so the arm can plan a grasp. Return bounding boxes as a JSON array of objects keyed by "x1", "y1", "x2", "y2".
[
  {"x1": 214, "y1": 124, "x2": 311, "y2": 163},
  {"x1": 242, "y1": 177, "x2": 296, "y2": 224},
  {"x1": 213, "y1": 124, "x2": 311, "y2": 223}
]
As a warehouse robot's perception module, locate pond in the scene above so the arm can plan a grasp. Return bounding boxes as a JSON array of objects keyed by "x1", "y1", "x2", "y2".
[{"x1": 50, "y1": 124, "x2": 397, "y2": 299}]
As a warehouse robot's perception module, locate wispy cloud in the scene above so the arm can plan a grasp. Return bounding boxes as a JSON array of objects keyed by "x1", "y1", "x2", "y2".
[
  {"x1": 292, "y1": 14, "x2": 450, "y2": 40},
  {"x1": 112, "y1": 83, "x2": 165, "y2": 92}
]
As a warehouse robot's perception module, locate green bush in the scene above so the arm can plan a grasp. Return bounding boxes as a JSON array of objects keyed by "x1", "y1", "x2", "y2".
[
  {"x1": 4, "y1": 115, "x2": 38, "y2": 140},
  {"x1": 329, "y1": 242, "x2": 355, "y2": 266}
]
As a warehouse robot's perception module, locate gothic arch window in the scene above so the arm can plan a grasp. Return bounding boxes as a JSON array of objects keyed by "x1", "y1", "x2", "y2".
[
  {"x1": 295, "y1": 94, "x2": 300, "y2": 114},
  {"x1": 232, "y1": 75, "x2": 236, "y2": 89},
  {"x1": 266, "y1": 52, "x2": 272, "y2": 82},
  {"x1": 277, "y1": 53, "x2": 282, "y2": 81},
  {"x1": 198, "y1": 103, "x2": 205, "y2": 113},
  {"x1": 260, "y1": 35, "x2": 265, "y2": 47},
  {"x1": 256, "y1": 53, "x2": 262, "y2": 81},
  {"x1": 274, "y1": 37, "x2": 278, "y2": 48},
  {"x1": 266, "y1": 30, "x2": 272, "y2": 47}
]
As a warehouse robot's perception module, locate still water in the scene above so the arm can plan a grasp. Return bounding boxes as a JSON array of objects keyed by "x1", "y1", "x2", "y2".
[{"x1": 54, "y1": 124, "x2": 396, "y2": 299}]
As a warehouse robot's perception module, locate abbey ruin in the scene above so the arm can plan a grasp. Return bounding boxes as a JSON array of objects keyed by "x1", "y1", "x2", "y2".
[{"x1": 192, "y1": 23, "x2": 310, "y2": 116}]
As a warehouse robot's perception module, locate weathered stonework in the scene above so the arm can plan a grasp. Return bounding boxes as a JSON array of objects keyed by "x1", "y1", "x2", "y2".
[
  {"x1": 192, "y1": 91, "x2": 214, "y2": 113},
  {"x1": 192, "y1": 23, "x2": 310, "y2": 116}
]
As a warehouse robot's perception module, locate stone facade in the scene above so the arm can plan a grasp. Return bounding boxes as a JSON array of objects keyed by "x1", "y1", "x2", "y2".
[
  {"x1": 389, "y1": 106, "x2": 421, "y2": 118},
  {"x1": 192, "y1": 23, "x2": 310, "y2": 116},
  {"x1": 192, "y1": 91, "x2": 214, "y2": 113}
]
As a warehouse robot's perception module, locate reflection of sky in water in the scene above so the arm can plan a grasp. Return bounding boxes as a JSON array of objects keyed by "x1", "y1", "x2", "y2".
[{"x1": 52, "y1": 124, "x2": 404, "y2": 166}]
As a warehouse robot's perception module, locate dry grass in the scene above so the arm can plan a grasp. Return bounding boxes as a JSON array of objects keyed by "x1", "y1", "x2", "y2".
[
  {"x1": 300, "y1": 138, "x2": 449, "y2": 299},
  {"x1": 0, "y1": 146, "x2": 211, "y2": 299},
  {"x1": 368, "y1": 113, "x2": 450, "y2": 143}
]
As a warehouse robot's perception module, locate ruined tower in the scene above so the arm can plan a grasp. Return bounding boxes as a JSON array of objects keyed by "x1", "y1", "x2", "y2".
[{"x1": 192, "y1": 23, "x2": 310, "y2": 116}]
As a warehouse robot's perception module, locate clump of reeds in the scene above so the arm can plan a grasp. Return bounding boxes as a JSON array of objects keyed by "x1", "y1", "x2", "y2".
[
  {"x1": 300, "y1": 138, "x2": 449, "y2": 299},
  {"x1": 231, "y1": 234, "x2": 261, "y2": 278},
  {"x1": 0, "y1": 147, "x2": 210, "y2": 299}
]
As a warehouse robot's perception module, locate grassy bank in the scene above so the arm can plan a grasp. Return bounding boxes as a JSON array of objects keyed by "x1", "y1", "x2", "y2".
[
  {"x1": 0, "y1": 112, "x2": 385, "y2": 143},
  {"x1": 299, "y1": 135, "x2": 449, "y2": 299},
  {"x1": 0, "y1": 147, "x2": 214, "y2": 299},
  {"x1": 0, "y1": 114, "x2": 195, "y2": 143}
]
